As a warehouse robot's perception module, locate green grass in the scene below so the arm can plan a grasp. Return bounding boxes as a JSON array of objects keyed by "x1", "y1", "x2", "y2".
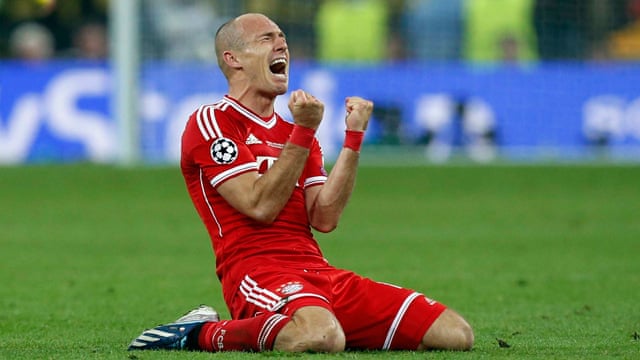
[{"x1": 1, "y1": 164, "x2": 639, "y2": 359}]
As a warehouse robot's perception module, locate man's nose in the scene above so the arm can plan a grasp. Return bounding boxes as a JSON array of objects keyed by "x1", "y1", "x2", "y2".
[{"x1": 275, "y1": 37, "x2": 288, "y2": 52}]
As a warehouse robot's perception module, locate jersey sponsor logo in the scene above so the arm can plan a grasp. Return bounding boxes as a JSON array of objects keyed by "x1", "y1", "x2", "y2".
[
  {"x1": 266, "y1": 141, "x2": 284, "y2": 149},
  {"x1": 277, "y1": 281, "x2": 304, "y2": 295},
  {"x1": 245, "y1": 133, "x2": 263, "y2": 145},
  {"x1": 210, "y1": 138, "x2": 239, "y2": 164}
]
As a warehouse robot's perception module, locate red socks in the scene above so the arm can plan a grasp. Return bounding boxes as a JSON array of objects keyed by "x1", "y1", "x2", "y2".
[{"x1": 198, "y1": 313, "x2": 291, "y2": 352}]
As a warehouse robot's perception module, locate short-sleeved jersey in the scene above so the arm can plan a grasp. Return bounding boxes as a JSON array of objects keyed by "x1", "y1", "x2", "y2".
[{"x1": 181, "y1": 96, "x2": 329, "y2": 284}]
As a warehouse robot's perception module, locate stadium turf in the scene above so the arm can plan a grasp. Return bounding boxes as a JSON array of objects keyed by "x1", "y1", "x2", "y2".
[{"x1": 1, "y1": 164, "x2": 638, "y2": 359}]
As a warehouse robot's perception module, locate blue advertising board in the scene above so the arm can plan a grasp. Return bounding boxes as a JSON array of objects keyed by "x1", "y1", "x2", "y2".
[{"x1": 1, "y1": 61, "x2": 639, "y2": 164}]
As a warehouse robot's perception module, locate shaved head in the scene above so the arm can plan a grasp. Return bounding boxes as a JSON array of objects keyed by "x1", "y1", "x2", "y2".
[
  {"x1": 215, "y1": 13, "x2": 277, "y2": 77},
  {"x1": 213, "y1": 13, "x2": 289, "y2": 99}
]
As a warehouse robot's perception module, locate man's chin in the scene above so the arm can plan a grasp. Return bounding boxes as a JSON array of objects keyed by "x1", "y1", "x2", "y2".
[
  {"x1": 274, "y1": 84, "x2": 288, "y2": 96},
  {"x1": 259, "y1": 86, "x2": 288, "y2": 98},
  {"x1": 270, "y1": 75, "x2": 288, "y2": 93}
]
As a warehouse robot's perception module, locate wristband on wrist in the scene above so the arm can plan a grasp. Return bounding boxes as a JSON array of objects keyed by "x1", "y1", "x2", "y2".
[
  {"x1": 288, "y1": 125, "x2": 316, "y2": 149},
  {"x1": 344, "y1": 130, "x2": 365, "y2": 152}
]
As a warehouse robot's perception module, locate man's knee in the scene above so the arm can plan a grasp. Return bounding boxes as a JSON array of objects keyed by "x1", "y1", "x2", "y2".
[
  {"x1": 449, "y1": 317, "x2": 474, "y2": 350},
  {"x1": 293, "y1": 320, "x2": 345, "y2": 353},
  {"x1": 420, "y1": 309, "x2": 474, "y2": 351},
  {"x1": 274, "y1": 306, "x2": 346, "y2": 353}
]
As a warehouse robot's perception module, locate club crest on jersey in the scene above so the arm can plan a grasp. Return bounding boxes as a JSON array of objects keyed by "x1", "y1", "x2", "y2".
[
  {"x1": 277, "y1": 281, "x2": 304, "y2": 295},
  {"x1": 210, "y1": 138, "x2": 239, "y2": 164}
]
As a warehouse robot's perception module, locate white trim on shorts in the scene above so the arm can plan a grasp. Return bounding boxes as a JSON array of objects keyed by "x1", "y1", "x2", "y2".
[
  {"x1": 383, "y1": 292, "x2": 422, "y2": 350},
  {"x1": 239, "y1": 275, "x2": 329, "y2": 313}
]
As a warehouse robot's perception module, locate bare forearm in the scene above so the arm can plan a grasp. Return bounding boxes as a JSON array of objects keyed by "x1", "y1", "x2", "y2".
[
  {"x1": 217, "y1": 140, "x2": 311, "y2": 224},
  {"x1": 249, "y1": 143, "x2": 310, "y2": 222},
  {"x1": 218, "y1": 90, "x2": 324, "y2": 223},
  {"x1": 309, "y1": 148, "x2": 359, "y2": 232},
  {"x1": 308, "y1": 96, "x2": 372, "y2": 232}
]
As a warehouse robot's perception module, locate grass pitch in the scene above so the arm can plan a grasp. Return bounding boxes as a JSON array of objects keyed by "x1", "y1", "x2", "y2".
[{"x1": 1, "y1": 164, "x2": 639, "y2": 359}]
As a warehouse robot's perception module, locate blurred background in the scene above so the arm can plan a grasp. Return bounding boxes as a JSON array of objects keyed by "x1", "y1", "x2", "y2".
[{"x1": 1, "y1": 0, "x2": 640, "y2": 165}]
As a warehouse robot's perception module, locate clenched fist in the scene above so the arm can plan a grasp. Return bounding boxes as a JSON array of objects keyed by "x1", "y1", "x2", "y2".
[
  {"x1": 288, "y1": 89, "x2": 324, "y2": 130},
  {"x1": 344, "y1": 97, "x2": 373, "y2": 132}
]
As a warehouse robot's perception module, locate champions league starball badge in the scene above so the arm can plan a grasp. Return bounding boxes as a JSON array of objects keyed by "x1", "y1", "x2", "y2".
[{"x1": 210, "y1": 138, "x2": 239, "y2": 164}]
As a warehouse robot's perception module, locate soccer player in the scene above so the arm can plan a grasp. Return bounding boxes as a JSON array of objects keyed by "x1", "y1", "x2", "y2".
[{"x1": 129, "y1": 13, "x2": 473, "y2": 353}]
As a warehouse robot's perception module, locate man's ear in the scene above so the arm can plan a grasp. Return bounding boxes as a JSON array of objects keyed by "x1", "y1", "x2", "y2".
[{"x1": 223, "y1": 51, "x2": 242, "y2": 69}]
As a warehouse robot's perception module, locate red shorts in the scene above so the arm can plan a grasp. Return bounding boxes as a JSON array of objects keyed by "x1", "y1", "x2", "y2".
[{"x1": 223, "y1": 264, "x2": 446, "y2": 350}]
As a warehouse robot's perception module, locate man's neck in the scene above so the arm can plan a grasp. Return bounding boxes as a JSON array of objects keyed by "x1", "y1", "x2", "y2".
[{"x1": 228, "y1": 87, "x2": 276, "y2": 117}]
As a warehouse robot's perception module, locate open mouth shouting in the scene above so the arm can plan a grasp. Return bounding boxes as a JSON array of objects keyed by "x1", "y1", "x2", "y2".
[{"x1": 269, "y1": 57, "x2": 288, "y2": 79}]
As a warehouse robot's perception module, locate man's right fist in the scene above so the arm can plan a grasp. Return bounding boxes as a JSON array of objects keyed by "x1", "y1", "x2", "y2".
[{"x1": 288, "y1": 89, "x2": 324, "y2": 130}]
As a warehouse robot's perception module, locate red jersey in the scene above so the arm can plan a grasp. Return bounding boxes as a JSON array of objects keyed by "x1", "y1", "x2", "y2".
[{"x1": 180, "y1": 96, "x2": 329, "y2": 284}]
